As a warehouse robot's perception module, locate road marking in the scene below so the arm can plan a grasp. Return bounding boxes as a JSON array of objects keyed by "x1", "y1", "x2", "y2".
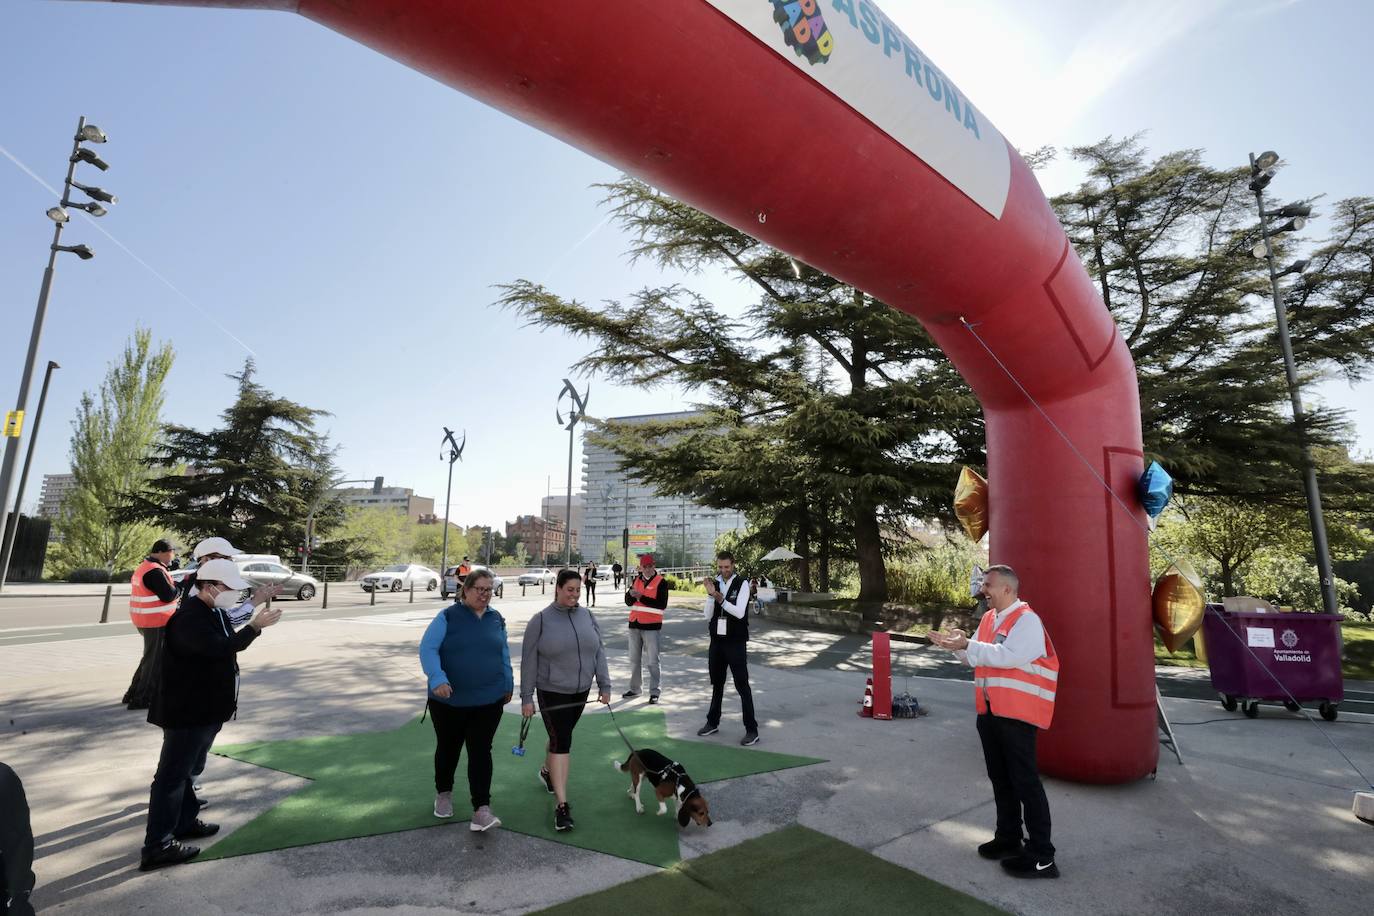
[{"x1": 0, "y1": 631, "x2": 60, "y2": 640}]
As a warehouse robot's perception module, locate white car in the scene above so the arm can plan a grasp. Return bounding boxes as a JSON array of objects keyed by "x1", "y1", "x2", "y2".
[
  {"x1": 361, "y1": 564, "x2": 440, "y2": 593},
  {"x1": 596, "y1": 564, "x2": 614, "y2": 581},
  {"x1": 441, "y1": 565, "x2": 505, "y2": 600},
  {"x1": 517, "y1": 567, "x2": 556, "y2": 586}
]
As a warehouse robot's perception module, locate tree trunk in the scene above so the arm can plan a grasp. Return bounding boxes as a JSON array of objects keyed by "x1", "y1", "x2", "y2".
[
  {"x1": 797, "y1": 498, "x2": 814, "y2": 593},
  {"x1": 817, "y1": 500, "x2": 832, "y2": 592},
  {"x1": 852, "y1": 498, "x2": 887, "y2": 602},
  {"x1": 1221, "y1": 561, "x2": 1235, "y2": 597}
]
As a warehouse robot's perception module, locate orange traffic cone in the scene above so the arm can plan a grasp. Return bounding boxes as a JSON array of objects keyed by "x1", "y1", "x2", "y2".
[{"x1": 858, "y1": 677, "x2": 874, "y2": 717}]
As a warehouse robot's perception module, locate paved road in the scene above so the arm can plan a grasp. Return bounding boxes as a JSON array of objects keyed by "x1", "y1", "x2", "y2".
[{"x1": 4, "y1": 585, "x2": 1371, "y2": 718}]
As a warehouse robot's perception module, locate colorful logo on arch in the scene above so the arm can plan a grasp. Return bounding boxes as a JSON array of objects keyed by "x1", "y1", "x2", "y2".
[{"x1": 772, "y1": 0, "x2": 833, "y2": 65}]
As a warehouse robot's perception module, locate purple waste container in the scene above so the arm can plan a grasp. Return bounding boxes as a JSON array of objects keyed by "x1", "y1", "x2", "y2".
[{"x1": 1202, "y1": 605, "x2": 1344, "y2": 720}]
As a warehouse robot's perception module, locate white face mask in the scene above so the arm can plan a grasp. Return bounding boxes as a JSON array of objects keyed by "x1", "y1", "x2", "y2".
[{"x1": 211, "y1": 587, "x2": 240, "y2": 609}]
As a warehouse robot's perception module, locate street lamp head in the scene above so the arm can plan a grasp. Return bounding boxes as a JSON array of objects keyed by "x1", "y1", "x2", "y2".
[
  {"x1": 46, "y1": 206, "x2": 70, "y2": 224},
  {"x1": 1279, "y1": 259, "x2": 1311, "y2": 277},
  {"x1": 78, "y1": 124, "x2": 108, "y2": 143},
  {"x1": 69, "y1": 201, "x2": 109, "y2": 217},
  {"x1": 1248, "y1": 170, "x2": 1274, "y2": 192},
  {"x1": 1271, "y1": 203, "x2": 1312, "y2": 219},
  {"x1": 1253, "y1": 150, "x2": 1280, "y2": 171},
  {"x1": 53, "y1": 243, "x2": 95, "y2": 260},
  {"x1": 1250, "y1": 240, "x2": 1271, "y2": 260},
  {"x1": 72, "y1": 147, "x2": 110, "y2": 171},
  {"x1": 1275, "y1": 216, "x2": 1307, "y2": 234},
  {"x1": 71, "y1": 181, "x2": 117, "y2": 204}
]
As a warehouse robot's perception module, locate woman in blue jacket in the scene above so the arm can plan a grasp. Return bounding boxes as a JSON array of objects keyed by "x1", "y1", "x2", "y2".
[{"x1": 419, "y1": 568, "x2": 513, "y2": 831}]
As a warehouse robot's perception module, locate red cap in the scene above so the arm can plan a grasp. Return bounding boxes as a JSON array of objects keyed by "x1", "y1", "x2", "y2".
[{"x1": 639, "y1": 553, "x2": 655, "y2": 567}]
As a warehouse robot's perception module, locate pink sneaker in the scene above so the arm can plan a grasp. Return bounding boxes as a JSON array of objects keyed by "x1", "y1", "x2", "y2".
[{"x1": 470, "y1": 805, "x2": 501, "y2": 832}]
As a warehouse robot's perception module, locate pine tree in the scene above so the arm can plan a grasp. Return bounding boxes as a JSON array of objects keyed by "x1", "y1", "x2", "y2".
[
  {"x1": 122, "y1": 359, "x2": 343, "y2": 557},
  {"x1": 499, "y1": 178, "x2": 982, "y2": 602}
]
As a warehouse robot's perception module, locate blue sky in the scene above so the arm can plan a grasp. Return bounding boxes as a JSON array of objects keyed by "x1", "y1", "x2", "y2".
[{"x1": 2, "y1": 0, "x2": 1371, "y2": 532}]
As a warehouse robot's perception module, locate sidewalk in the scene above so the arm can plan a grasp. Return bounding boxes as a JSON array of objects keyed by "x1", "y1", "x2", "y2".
[{"x1": 3, "y1": 611, "x2": 1370, "y2": 915}]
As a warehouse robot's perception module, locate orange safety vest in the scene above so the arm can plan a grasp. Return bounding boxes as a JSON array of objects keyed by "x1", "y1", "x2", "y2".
[
  {"x1": 972, "y1": 604, "x2": 1059, "y2": 729},
  {"x1": 129, "y1": 559, "x2": 178, "y2": 629},
  {"x1": 458, "y1": 563, "x2": 471, "y2": 577},
  {"x1": 628, "y1": 573, "x2": 665, "y2": 625}
]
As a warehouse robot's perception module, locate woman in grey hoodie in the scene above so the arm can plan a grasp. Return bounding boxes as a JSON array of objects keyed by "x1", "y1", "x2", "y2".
[{"x1": 520, "y1": 568, "x2": 611, "y2": 832}]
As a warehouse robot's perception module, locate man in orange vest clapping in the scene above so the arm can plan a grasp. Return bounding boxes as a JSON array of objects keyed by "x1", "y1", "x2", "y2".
[
  {"x1": 928, "y1": 564, "x2": 1060, "y2": 879},
  {"x1": 123, "y1": 538, "x2": 181, "y2": 711},
  {"x1": 622, "y1": 553, "x2": 668, "y2": 703}
]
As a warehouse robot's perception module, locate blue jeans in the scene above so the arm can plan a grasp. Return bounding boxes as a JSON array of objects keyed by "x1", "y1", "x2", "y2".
[{"x1": 143, "y1": 723, "x2": 220, "y2": 853}]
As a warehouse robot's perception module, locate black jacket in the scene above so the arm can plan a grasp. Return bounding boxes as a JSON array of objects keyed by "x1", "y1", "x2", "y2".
[{"x1": 148, "y1": 594, "x2": 259, "y2": 729}]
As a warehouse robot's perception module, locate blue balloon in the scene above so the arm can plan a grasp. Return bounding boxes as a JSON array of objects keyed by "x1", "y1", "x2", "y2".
[{"x1": 1139, "y1": 461, "x2": 1173, "y2": 519}]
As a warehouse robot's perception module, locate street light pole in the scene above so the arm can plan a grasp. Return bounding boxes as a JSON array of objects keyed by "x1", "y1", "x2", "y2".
[
  {"x1": 555, "y1": 379, "x2": 589, "y2": 569},
  {"x1": 0, "y1": 361, "x2": 60, "y2": 589},
  {"x1": 1248, "y1": 151, "x2": 1338, "y2": 616},
  {"x1": 0, "y1": 116, "x2": 109, "y2": 594},
  {"x1": 439, "y1": 427, "x2": 465, "y2": 576}
]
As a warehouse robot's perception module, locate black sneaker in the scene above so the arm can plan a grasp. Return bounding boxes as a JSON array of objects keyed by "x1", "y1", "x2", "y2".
[
  {"x1": 697, "y1": 723, "x2": 719, "y2": 737},
  {"x1": 740, "y1": 730, "x2": 760, "y2": 746},
  {"x1": 197, "y1": 798, "x2": 211, "y2": 811},
  {"x1": 139, "y1": 840, "x2": 200, "y2": 871},
  {"x1": 648, "y1": 695, "x2": 660, "y2": 705},
  {"x1": 1001, "y1": 853, "x2": 1059, "y2": 879},
  {"x1": 554, "y1": 802, "x2": 575, "y2": 832},
  {"x1": 538, "y1": 767, "x2": 555, "y2": 795},
  {"x1": 978, "y1": 837, "x2": 1023, "y2": 860},
  {"x1": 174, "y1": 819, "x2": 219, "y2": 840},
  {"x1": 622, "y1": 690, "x2": 640, "y2": 699}
]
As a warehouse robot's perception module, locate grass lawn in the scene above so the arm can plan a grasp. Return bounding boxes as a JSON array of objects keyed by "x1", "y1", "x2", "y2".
[
  {"x1": 534, "y1": 825, "x2": 1007, "y2": 916},
  {"x1": 1155, "y1": 621, "x2": 1374, "y2": 680}
]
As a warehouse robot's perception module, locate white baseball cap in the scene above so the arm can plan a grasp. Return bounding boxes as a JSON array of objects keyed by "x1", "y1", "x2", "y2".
[
  {"x1": 194, "y1": 558, "x2": 250, "y2": 590},
  {"x1": 194, "y1": 536, "x2": 241, "y2": 560}
]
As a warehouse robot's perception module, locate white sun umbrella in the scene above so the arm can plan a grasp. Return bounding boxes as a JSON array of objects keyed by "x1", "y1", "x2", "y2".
[{"x1": 760, "y1": 547, "x2": 803, "y2": 561}]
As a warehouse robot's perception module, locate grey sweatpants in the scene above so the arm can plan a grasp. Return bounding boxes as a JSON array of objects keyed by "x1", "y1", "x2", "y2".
[{"x1": 627, "y1": 628, "x2": 661, "y2": 696}]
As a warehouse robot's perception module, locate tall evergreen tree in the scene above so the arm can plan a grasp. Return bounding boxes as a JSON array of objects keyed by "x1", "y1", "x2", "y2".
[
  {"x1": 54, "y1": 329, "x2": 176, "y2": 574},
  {"x1": 123, "y1": 360, "x2": 344, "y2": 557},
  {"x1": 1049, "y1": 136, "x2": 1374, "y2": 510},
  {"x1": 499, "y1": 178, "x2": 982, "y2": 602}
]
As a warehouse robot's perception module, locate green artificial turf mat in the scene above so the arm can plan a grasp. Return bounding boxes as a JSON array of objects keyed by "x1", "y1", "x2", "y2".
[
  {"x1": 201, "y1": 708, "x2": 823, "y2": 866},
  {"x1": 536, "y1": 825, "x2": 1009, "y2": 916}
]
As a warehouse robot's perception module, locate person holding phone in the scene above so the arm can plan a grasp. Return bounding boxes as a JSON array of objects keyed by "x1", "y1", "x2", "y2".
[
  {"x1": 520, "y1": 569, "x2": 611, "y2": 832},
  {"x1": 140, "y1": 559, "x2": 282, "y2": 871},
  {"x1": 622, "y1": 553, "x2": 668, "y2": 703},
  {"x1": 697, "y1": 551, "x2": 757, "y2": 745}
]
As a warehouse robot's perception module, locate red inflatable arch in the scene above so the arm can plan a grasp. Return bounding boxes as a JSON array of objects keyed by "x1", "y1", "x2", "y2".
[{"x1": 92, "y1": 0, "x2": 1157, "y2": 783}]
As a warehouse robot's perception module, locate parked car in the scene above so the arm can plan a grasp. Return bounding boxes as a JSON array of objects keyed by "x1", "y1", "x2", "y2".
[
  {"x1": 517, "y1": 567, "x2": 556, "y2": 586},
  {"x1": 441, "y1": 565, "x2": 504, "y2": 600},
  {"x1": 361, "y1": 564, "x2": 440, "y2": 593},
  {"x1": 172, "y1": 559, "x2": 319, "y2": 601},
  {"x1": 239, "y1": 560, "x2": 321, "y2": 601},
  {"x1": 596, "y1": 564, "x2": 614, "y2": 581}
]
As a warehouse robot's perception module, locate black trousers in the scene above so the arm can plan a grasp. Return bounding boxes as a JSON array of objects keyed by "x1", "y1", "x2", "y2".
[
  {"x1": 976, "y1": 713, "x2": 1054, "y2": 859},
  {"x1": 428, "y1": 699, "x2": 504, "y2": 809},
  {"x1": 144, "y1": 723, "x2": 220, "y2": 854},
  {"x1": 0, "y1": 763, "x2": 36, "y2": 916},
  {"x1": 706, "y1": 638, "x2": 758, "y2": 731},
  {"x1": 584, "y1": 579, "x2": 596, "y2": 605},
  {"x1": 123, "y1": 626, "x2": 164, "y2": 708}
]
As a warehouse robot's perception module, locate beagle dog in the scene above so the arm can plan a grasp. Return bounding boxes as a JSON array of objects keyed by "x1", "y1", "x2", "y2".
[{"x1": 614, "y1": 748, "x2": 712, "y2": 827}]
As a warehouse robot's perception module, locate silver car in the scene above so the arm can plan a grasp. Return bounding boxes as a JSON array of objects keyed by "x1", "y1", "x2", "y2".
[{"x1": 173, "y1": 559, "x2": 319, "y2": 600}]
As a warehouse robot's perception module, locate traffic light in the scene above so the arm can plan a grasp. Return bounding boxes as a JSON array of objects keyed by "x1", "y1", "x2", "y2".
[{"x1": 372, "y1": 476, "x2": 384, "y2": 494}]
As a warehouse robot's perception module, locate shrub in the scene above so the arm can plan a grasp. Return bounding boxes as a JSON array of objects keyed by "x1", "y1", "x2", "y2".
[
  {"x1": 67, "y1": 568, "x2": 111, "y2": 583},
  {"x1": 886, "y1": 540, "x2": 983, "y2": 607}
]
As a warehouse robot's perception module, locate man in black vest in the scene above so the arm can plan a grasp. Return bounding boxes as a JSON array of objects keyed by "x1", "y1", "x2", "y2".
[{"x1": 697, "y1": 551, "x2": 758, "y2": 745}]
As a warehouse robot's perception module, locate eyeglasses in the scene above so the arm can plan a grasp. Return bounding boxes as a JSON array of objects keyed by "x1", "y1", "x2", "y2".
[{"x1": 468, "y1": 586, "x2": 494, "y2": 595}]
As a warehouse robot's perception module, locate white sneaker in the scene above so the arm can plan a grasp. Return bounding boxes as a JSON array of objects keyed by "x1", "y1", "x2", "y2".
[
  {"x1": 470, "y1": 805, "x2": 501, "y2": 832},
  {"x1": 434, "y1": 791, "x2": 453, "y2": 818}
]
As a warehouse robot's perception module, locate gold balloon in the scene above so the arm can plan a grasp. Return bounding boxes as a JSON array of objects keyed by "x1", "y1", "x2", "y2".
[
  {"x1": 1153, "y1": 559, "x2": 1205, "y2": 653},
  {"x1": 953, "y1": 466, "x2": 989, "y2": 542}
]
